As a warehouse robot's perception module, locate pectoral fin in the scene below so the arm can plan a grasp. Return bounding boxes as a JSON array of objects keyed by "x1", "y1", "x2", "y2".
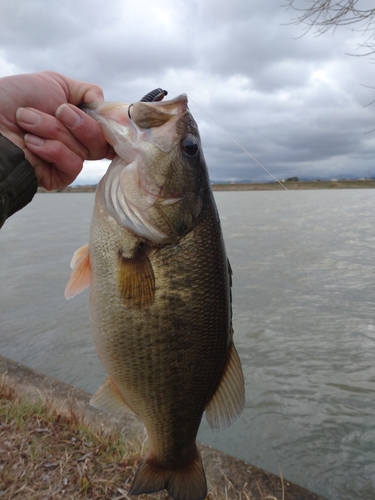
[
  {"x1": 64, "y1": 244, "x2": 91, "y2": 299},
  {"x1": 90, "y1": 376, "x2": 134, "y2": 414},
  {"x1": 205, "y1": 341, "x2": 245, "y2": 431},
  {"x1": 118, "y1": 245, "x2": 155, "y2": 308}
]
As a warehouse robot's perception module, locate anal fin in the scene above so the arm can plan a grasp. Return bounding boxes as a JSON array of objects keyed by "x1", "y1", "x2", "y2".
[
  {"x1": 205, "y1": 341, "x2": 245, "y2": 431},
  {"x1": 90, "y1": 376, "x2": 134, "y2": 414}
]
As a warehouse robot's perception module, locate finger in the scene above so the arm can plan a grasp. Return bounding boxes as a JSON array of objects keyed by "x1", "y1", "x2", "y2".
[
  {"x1": 56, "y1": 104, "x2": 110, "y2": 160},
  {"x1": 23, "y1": 155, "x2": 74, "y2": 192},
  {"x1": 24, "y1": 134, "x2": 84, "y2": 187},
  {"x1": 41, "y1": 71, "x2": 105, "y2": 105},
  {"x1": 16, "y1": 107, "x2": 89, "y2": 160}
]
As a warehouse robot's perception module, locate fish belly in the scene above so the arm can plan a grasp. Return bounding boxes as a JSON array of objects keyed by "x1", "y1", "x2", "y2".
[{"x1": 89, "y1": 200, "x2": 231, "y2": 500}]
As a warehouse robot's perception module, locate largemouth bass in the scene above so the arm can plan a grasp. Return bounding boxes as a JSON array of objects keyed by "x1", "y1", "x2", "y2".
[{"x1": 65, "y1": 92, "x2": 245, "y2": 500}]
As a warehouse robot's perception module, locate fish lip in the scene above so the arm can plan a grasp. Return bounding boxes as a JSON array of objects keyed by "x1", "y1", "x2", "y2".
[
  {"x1": 78, "y1": 103, "x2": 92, "y2": 111},
  {"x1": 140, "y1": 93, "x2": 188, "y2": 109},
  {"x1": 80, "y1": 96, "x2": 189, "y2": 201},
  {"x1": 78, "y1": 102, "x2": 110, "y2": 112},
  {"x1": 133, "y1": 96, "x2": 189, "y2": 200},
  {"x1": 81, "y1": 102, "x2": 184, "y2": 200},
  {"x1": 79, "y1": 94, "x2": 188, "y2": 116}
]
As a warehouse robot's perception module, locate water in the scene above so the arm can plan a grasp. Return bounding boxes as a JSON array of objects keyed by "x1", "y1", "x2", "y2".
[{"x1": 1, "y1": 190, "x2": 375, "y2": 500}]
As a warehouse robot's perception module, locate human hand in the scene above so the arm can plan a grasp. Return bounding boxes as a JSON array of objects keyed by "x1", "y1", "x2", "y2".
[{"x1": 0, "y1": 71, "x2": 113, "y2": 190}]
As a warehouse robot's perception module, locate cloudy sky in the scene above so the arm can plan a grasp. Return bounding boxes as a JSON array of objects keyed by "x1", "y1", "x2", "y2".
[{"x1": 1, "y1": 0, "x2": 375, "y2": 184}]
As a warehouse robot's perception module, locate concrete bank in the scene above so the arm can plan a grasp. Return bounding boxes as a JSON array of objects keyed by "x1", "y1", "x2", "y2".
[{"x1": 0, "y1": 355, "x2": 326, "y2": 500}]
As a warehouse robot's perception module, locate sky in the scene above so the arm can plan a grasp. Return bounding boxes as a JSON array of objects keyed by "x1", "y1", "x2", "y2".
[{"x1": 1, "y1": 0, "x2": 375, "y2": 184}]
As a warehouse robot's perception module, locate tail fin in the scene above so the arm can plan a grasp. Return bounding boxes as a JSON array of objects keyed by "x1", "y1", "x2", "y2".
[{"x1": 129, "y1": 447, "x2": 207, "y2": 500}]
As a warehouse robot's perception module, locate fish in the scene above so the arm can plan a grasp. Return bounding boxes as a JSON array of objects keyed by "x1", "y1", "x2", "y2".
[{"x1": 65, "y1": 92, "x2": 245, "y2": 500}]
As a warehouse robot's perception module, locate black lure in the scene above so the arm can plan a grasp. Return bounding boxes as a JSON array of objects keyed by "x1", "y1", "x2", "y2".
[{"x1": 139, "y1": 88, "x2": 168, "y2": 102}]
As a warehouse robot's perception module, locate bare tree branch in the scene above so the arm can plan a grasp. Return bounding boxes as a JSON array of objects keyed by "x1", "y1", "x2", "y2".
[{"x1": 285, "y1": 1, "x2": 375, "y2": 54}]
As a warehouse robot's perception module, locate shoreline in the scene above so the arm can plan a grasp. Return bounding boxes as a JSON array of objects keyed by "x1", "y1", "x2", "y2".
[
  {"x1": 38, "y1": 179, "x2": 375, "y2": 193},
  {"x1": 0, "y1": 355, "x2": 327, "y2": 500},
  {"x1": 211, "y1": 179, "x2": 375, "y2": 190}
]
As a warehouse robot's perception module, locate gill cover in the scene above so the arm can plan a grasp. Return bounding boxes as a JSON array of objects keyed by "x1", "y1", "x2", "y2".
[{"x1": 83, "y1": 95, "x2": 206, "y2": 244}]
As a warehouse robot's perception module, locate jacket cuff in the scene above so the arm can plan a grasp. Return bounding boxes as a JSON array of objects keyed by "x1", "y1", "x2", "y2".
[{"x1": 0, "y1": 134, "x2": 38, "y2": 228}]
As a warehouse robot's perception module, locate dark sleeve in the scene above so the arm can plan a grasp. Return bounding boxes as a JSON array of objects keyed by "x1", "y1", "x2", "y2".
[{"x1": 0, "y1": 134, "x2": 38, "y2": 229}]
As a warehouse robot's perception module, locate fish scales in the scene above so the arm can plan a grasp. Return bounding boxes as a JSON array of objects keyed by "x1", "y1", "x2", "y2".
[
  {"x1": 65, "y1": 94, "x2": 245, "y2": 500},
  {"x1": 90, "y1": 199, "x2": 230, "y2": 438},
  {"x1": 90, "y1": 195, "x2": 230, "y2": 446}
]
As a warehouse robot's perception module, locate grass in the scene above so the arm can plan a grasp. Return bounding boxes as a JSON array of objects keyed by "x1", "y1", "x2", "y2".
[
  {"x1": 0, "y1": 375, "x2": 151, "y2": 500},
  {"x1": 0, "y1": 375, "x2": 289, "y2": 500}
]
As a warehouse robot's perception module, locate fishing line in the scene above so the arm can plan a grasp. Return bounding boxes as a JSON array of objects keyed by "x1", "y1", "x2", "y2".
[
  {"x1": 188, "y1": 97, "x2": 288, "y2": 191},
  {"x1": 169, "y1": 93, "x2": 289, "y2": 191},
  {"x1": 182, "y1": 96, "x2": 332, "y2": 227},
  {"x1": 182, "y1": 99, "x2": 334, "y2": 236}
]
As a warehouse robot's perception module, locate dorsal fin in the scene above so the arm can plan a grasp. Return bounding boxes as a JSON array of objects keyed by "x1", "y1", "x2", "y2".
[
  {"x1": 118, "y1": 244, "x2": 155, "y2": 308},
  {"x1": 205, "y1": 341, "x2": 245, "y2": 431},
  {"x1": 64, "y1": 244, "x2": 91, "y2": 299}
]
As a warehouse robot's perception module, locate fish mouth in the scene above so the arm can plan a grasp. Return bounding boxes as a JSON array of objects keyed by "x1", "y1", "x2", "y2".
[
  {"x1": 128, "y1": 94, "x2": 188, "y2": 129},
  {"x1": 82, "y1": 94, "x2": 189, "y2": 200},
  {"x1": 80, "y1": 94, "x2": 187, "y2": 133},
  {"x1": 85, "y1": 94, "x2": 194, "y2": 243}
]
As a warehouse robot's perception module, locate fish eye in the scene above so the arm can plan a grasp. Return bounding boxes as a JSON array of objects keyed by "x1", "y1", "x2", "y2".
[{"x1": 181, "y1": 136, "x2": 199, "y2": 157}]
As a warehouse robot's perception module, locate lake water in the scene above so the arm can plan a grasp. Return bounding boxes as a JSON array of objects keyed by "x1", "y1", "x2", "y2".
[{"x1": 1, "y1": 190, "x2": 375, "y2": 500}]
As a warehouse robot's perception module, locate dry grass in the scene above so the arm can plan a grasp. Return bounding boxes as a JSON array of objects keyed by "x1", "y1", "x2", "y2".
[
  {"x1": 0, "y1": 375, "x2": 158, "y2": 500},
  {"x1": 0, "y1": 375, "x2": 288, "y2": 500}
]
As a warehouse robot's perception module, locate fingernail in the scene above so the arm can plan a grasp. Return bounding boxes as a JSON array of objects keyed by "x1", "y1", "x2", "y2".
[
  {"x1": 24, "y1": 134, "x2": 45, "y2": 146},
  {"x1": 56, "y1": 104, "x2": 82, "y2": 127},
  {"x1": 16, "y1": 108, "x2": 41, "y2": 125}
]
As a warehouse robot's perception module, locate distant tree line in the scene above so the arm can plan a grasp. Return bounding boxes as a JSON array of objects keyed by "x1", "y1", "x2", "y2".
[{"x1": 286, "y1": 177, "x2": 300, "y2": 182}]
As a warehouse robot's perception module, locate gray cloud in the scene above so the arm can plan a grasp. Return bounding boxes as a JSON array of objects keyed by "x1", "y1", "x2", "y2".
[{"x1": 1, "y1": 0, "x2": 375, "y2": 184}]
